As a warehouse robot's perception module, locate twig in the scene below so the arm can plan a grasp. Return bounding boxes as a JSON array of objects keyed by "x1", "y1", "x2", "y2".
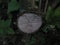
[
  {"x1": 32, "y1": 0, "x2": 35, "y2": 8},
  {"x1": 44, "y1": 0, "x2": 48, "y2": 14},
  {"x1": 39, "y1": 0, "x2": 42, "y2": 12}
]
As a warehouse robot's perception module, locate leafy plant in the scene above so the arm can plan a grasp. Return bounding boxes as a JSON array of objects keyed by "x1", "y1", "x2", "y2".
[
  {"x1": 0, "y1": 15, "x2": 14, "y2": 35},
  {"x1": 46, "y1": 6, "x2": 60, "y2": 28}
]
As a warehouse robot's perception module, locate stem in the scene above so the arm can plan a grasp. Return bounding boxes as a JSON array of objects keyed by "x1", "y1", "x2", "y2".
[
  {"x1": 44, "y1": 0, "x2": 48, "y2": 14},
  {"x1": 39, "y1": 0, "x2": 42, "y2": 13}
]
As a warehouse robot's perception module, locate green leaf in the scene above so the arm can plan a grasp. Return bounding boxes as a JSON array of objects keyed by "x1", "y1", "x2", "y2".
[
  {"x1": 0, "y1": 28, "x2": 14, "y2": 35},
  {"x1": 45, "y1": 6, "x2": 53, "y2": 21},
  {"x1": 7, "y1": 0, "x2": 19, "y2": 13},
  {"x1": 0, "y1": 29, "x2": 4, "y2": 34},
  {"x1": 7, "y1": 28, "x2": 15, "y2": 34},
  {"x1": 42, "y1": 24, "x2": 50, "y2": 33},
  {"x1": 54, "y1": 7, "x2": 60, "y2": 16},
  {"x1": 0, "y1": 19, "x2": 11, "y2": 28},
  {"x1": 30, "y1": 37, "x2": 36, "y2": 44}
]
